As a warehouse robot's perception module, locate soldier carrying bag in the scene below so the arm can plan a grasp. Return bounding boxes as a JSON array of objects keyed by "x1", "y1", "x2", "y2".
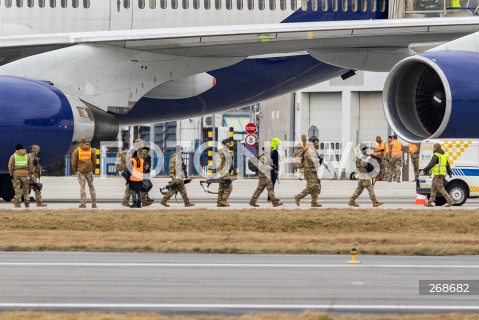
[{"x1": 292, "y1": 149, "x2": 305, "y2": 170}]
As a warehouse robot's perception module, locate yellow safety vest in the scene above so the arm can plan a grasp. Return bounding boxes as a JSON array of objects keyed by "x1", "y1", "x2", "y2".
[
  {"x1": 432, "y1": 152, "x2": 448, "y2": 176},
  {"x1": 14, "y1": 154, "x2": 28, "y2": 166},
  {"x1": 451, "y1": 0, "x2": 461, "y2": 7},
  {"x1": 78, "y1": 147, "x2": 91, "y2": 160}
]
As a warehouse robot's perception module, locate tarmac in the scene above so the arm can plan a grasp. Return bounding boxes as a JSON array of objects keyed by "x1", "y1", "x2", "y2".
[{"x1": 1, "y1": 176, "x2": 478, "y2": 210}]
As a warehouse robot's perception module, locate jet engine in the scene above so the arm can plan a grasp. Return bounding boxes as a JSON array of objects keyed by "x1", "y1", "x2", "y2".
[{"x1": 383, "y1": 51, "x2": 479, "y2": 143}]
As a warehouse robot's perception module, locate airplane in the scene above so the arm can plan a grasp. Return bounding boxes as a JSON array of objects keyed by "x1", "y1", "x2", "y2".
[{"x1": 0, "y1": 0, "x2": 478, "y2": 201}]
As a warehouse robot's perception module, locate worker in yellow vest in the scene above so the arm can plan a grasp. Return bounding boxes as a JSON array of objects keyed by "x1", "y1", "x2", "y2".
[
  {"x1": 421, "y1": 143, "x2": 454, "y2": 207},
  {"x1": 8, "y1": 144, "x2": 32, "y2": 208},
  {"x1": 373, "y1": 135, "x2": 387, "y2": 180},
  {"x1": 71, "y1": 137, "x2": 97, "y2": 208},
  {"x1": 451, "y1": 0, "x2": 461, "y2": 7},
  {"x1": 409, "y1": 143, "x2": 420, "y2": 181},
  {"x1": 388, "y1": 134, "x2": 403, "y2": 183}
]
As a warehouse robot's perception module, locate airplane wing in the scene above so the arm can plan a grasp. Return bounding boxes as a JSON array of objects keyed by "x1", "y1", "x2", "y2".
[{"x1": 1, "y1": 17, "x2": 478, "y2": 70}]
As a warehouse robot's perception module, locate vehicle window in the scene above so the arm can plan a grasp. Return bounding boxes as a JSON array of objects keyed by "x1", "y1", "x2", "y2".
[
  {"x1": 226, "y1": 0, "x2": 232, "y2": 9},
  {"x1": 380, "y1": 0, "x2": 385, "y2": 12},
  {"x1": 311, "y1": 0, "x2": 317, "y2": 11},
  {"x1": 72, "y1": 0, "x2": 79, "y2": 7},
  {"x1": 193, "y1": 0, "x2": 199, "y2": 8},
  {"x1": 322, "y1": 0, "x2": 327, "y2": 10},
  {"x1": 160, "y1": 0, "x2": 166, "y2": 8},
  {"x1": 39, "y1": 0, "x2": 45, "y2": 6},
  {"x1": 149, "y1": 0, "x2": 156, "y2": 7},
  {"x1": 83, "y1": 0, "x2": 88, "y2": 7},
  {"x1": 269, "y1": 0, "x2": 274, "y2": 10},
  {"x1": 215, "y1": 0, "x2": 220, "y2": 9},
  {"x1": 371, "y1": 0, "x2": 376, "y2": 11},
  {"x1": 50, "y1": 0, "x2": 55, "y2": 7},
  {"x1": 138, "y1": 0, "x2": 145, "y2": 8},
  {"x1": 236, "y1": 0, "x2": 242, "y2": 9},
  {"x1": 16, "y1": 0, "x2": 22, "y2": 7},
  {"x1": 290, "y1": 0, "x2": 296, "y2": 10},
  {"x1": 301, "y1": 0, "x2": 306, "y2": 10},
  {"x1": 332, "y1": 0, "x2": 337, "y2": 11},
  {"x1": 5, "y1": 0, "x2": 11, "y2": 6},
  {"x1": 124, "y1": 0, "x2": 130, "y2": 8},
  {"x1": 182, "y1": 0, "x2": 188, "y2": 9},
  {"x1": 247, "y1": 0, "x2": 253, "y2": 9},
  {"x1": 280, "y1": 0, "x2": 285, "y2": 10},
  {"x1": 259, "y1": 0, "x2": 264, "y2": 10},
  {"x1": 171, "y1": 0, "x2": 177, "y2": 8},
  {"x1": 352, "y1": 0, "x2": 357, "y2": 11},
  {"x1": 61, "y1": 0, "x2": 66, "y2": 7},
  {"x1": 361, "y1": 0, "x2": 367, "y2": 12},
  {"x1": 204, "y1": 0, "x2": 210, "y2": 9},
  {"x1": 342, "y1": 0, "x2": 347, "y2": 11}
]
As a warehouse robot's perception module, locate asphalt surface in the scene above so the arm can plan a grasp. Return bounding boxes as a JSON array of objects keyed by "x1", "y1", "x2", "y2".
[
  {"x1": 0, "y1": 253, "x2": 478, "y2": 314},
  {"x1": 1, "y1": 176, "x2": 478, "y2": 210}
]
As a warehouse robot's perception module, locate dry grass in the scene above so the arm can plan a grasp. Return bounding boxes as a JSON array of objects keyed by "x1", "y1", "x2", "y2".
[
  {"x1": 2, "y1": 312, "x2": 479, "y2": 320},
  {"x1": 1, "y1": 209, "x2": 479, "y2": 255}
]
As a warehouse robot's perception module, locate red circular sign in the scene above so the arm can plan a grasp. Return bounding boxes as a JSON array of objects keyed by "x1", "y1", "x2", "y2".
[{"x1": 245, "y1": 122, "x2": 257, "y2": 134}]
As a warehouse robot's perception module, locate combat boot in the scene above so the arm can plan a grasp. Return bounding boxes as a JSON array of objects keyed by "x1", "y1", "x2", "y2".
[
  {"x1": 142, "y1": 200, "x2": 152, "y2": 207},
  {"x1": 249, "y1": 201, "x2": 259, "y2": 207},
  {"x1": 217, "y1": 201, "x2": 229, "y2": 207},
  {"x1": 294, "y1": 195, "x2": 301, "y2": 206},
  {"x1": 36, "y1": 202, "x2": 47, "y2": 207},
  {"x1": 185, "y1": 203, "x2": 195, "y2": 207},
  {"x1": 121, "y1": 200, "x2": 129, "y2": 207},
  {"x1": 24, "y1": 203, "x2": 29, "y2": 208},
  {"x1": 372, "y1": 199, "x2": 383, "y2": 207},
  {"x1": 272, "y1": 201, "x2": 283, "y2": 207},
  {"x1": 348, "y1": 197, "x2": 359, "y2": 207},
  {"x1": 311, "y1": 202, "x2": 322, "y2": 208},
  {"x1": 130, "y1": 201, "x2": 137, "y2": 208},
  {"x1": 14, "y1": 204, "x2": 21, "y2": 208},
  {"x1": 445, "y1": 200, "x2": 455, "y2": 207},
  {"x1": 92, "y1": 203, "x2": 97, "y2": 209},
  {"x1": 136, "y1": 200, "x2": 142, "y2": 208},
  {"x1": 79, "y1": 203, "x2": 86, "y2": 208},
  {"x1": 424, "y1": 202, "x2": 434, "y2": 207},
  {"x1": 160, "y1": 199, "x2": 169, "y2": 207}
]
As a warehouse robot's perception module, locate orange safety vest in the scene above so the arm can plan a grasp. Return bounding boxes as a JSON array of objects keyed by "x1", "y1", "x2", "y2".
[
  {"x1": 78, "y1": 147, "x2": 91, "y2": 160},
  {"x1": 130, "y1": 157, "x2": 144, "y2": 182},
  {"x1": 390, "y1": 140, "x2": 402, "y2": 157},
  {"x1": 373, "y1": 141, "x2": 387, "y2": 157},
  {"x1": 408, "y1": 143, "x2": 419, "y2": 154}
]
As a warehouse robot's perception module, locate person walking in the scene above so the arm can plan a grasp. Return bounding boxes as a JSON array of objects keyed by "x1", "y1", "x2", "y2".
[
  {"x1": 268, "y1": 137, "x2": 281, "y2": 201},
  {"x1": 388, "y1": 134, "x2": 403, "y2": 183},
  {"x1": 128, "y1": 150, "x2": 144, "y2": 208},
  {"x1": 373, "y1": 136, "x2": 387, "y2": 181},
  {"x1": 216, "y1": 139, "x2": 234, "y2": 207},
  {"x1": 249, "y1": 152, "x2": 283, "y2": 207},
  {"x1": 8, "y1": 144, "x2": 32, "y2": 208},
  {"x1": 71, "y1": 137, "x2": 97, "y2": 208},
  {"x1": 28, "y1": 145, "x2": 47, "y2": 207},
  {"x1": 409, "y1": 142, "x2": 420, "y2": 181},
  {"x1": 421, "y1": 143, "x2": 455, "y2": 207},
  {"x1": 348, "y1": 143, "x2": 383, "y2": 207},
  {"x1": 294, "y1": 137, "x2": 322, "y2": 208}
]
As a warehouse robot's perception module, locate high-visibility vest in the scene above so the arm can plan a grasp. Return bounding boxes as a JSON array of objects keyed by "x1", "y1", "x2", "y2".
[
  {"x1": 130, "y1": 157, "x2": 144, "y2": 182},
  {"x1": 14, "y1": 154, "x2": 28, "y2": 167},
  {"x1": 409, "y1": 143, "x2": 419, "y2": 154},
  {"x1": 451, "y1": 0, "x2": 461, "y2": 7},
  {"x1": 432, "y1": 152, "x2": 448, "y2": 176},
  {"x1": 373, "y1": 141, "x2": 387, "y2": 157},
  {"x1": 390, "y1": 140, "x2": 402, "y2": 157},
  {"x1": 78, "y1": 147, "x2": 91, "y2": 161}
]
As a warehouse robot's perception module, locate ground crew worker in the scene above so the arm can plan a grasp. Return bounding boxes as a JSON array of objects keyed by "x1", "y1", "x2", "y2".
[
  {"x1": 115, "y1": 145, "x2": 131, "y2": 207},
  {"x1": 249, "y1": 152, "x2": 283, "y2": 208},
  {"x1": 295, "y1": 134, "x2": 308, "y2": 151},
  {"x1": 348, "y1": 143, "x2": 383, "y2": 208},
  {"x1": 8, "y1": 144, "x2": 32, "y2": 208},
  {"x1": 421, "y1": 143, "x2": 454, "y2": 207},
  {"x1": 134, "y1": 139, "x2": 154, "y2": 207},
  {"x1": 128, "y1": 150, "x2": 144, "y2": 208},
  {"x1": 216, "y1": 139, "x2": 234, "y2": 207},
  {"x1": 71, "y1": 137, "x2": 97, "y2": 208},
  {"x1": 294, "y1": 137, "x2": 322, "y2": 208},
  {"x1": 409, "y1": 142, "x2": 420, "y2": 181},
  {"x1": 373, "y1": 136, "x2": 387, "y2": 181},
  {"x1": 160, "y1": 146, "x2": 195, "y2": 207},
  {"x1": 28, "y1": 145, "x2": 47, "y2": 207},
  {"x1": 388, "y1": 134, "x2": 403, "y2": 183},
  {"x1": 269, "y1": 137, "x2": 281, "y2": 201}
]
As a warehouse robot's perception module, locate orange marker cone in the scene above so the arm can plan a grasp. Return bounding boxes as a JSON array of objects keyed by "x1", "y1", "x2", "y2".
[{"x1": 414, "y1": 194, "x2": 427, "y2": 205}]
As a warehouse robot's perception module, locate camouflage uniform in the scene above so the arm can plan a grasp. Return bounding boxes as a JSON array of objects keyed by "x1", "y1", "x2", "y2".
[
  {"x1": 8, "y1": 149, "x2": 32, "y2": 208},
  {"x1": 389, "y1": 156, "x2": 402, "y2": 182},
  {"x1": 78, "y1": 172, "x2": 96, "y2": 206},
  {"x1": 350, "y1": 155, "x2": 381, "y2": 206},
  {"x1": 430, "y1": 175, "x2": 453, "y2": 204},
  {"x1": 216, "y1": 146, "x2": 233, "y2": 206},
  {"x1": 160, "y1": 153, "x2": 193, "y2": 207},
  {"x1": 411, "y1": 153, "x2": 420, "y2": 180},
  {"x1": 249, "y1": 154, "x2": 282, "y2": 207},
  {"x1": 28, "y1": 151, "x2": 45, "y2": 205},
  {"x1": 422, "y1": 148, "x2": 454, "y2": 206},
  {"x1": 116, "y1": 150, "x2": 131, "y2": 206},
  {"x1": 71, "y1": 142, "x2": 97, "y2": 208},
  {"x1": 295, "y1": 148, "x2": 322, "y2": 207}
]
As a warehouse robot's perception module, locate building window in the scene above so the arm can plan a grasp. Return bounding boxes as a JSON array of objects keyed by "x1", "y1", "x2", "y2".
[
  {"x1": 138, "y1": 0, "x2": 145, "y2": 8},
  {"x1": 258, "y1": 0, "x2": 264, "y2": 10},
  {"x1": 61, "y1": 0, "x2": 66, "y2": 7},
  {"x1": 171, "y1": 0, "x2": 177, "y2": 8},
  {"x1": 290, "y1": 0, "x2": 296, "y2": 10},
  {"x1": 50, "y1": 0, "x2": 55, "y2": 7},
  {"x1": 215, "y1": 0, "x2": 220, "y2": 9},
  {"x1": 226, "y1": 0, "x2": 232, "y2": 9},
  {"x1": 280, "y1": 0, "x2": 285, "y2": 10},
  {"x1": 17, "y1": 0, "x2": 22, "y2": 6},
  {"x1": 39, "y1": 0, "x2": 45, "y2": 6},
  {"x1": 301, "y1": 0, "x2": 306, "y2": 10},
  {"x1": 361, "y1": 0, "x2": 367, "y2": 12},
  {"x1": 236, "y1": 0, "x2": 242, "y2": 9},
  {"x1": 247, "y1": 0, "x2": 253, "y2": 9},
  {"x1": 83, "y1": 0, "x2": 88, "y2": 7},
  {"x1": 124, "y1": 0, "x2": 130, "y2": 8},
  {"x1": 269, "y1": 0, "x2": 274, "y2": 10}
]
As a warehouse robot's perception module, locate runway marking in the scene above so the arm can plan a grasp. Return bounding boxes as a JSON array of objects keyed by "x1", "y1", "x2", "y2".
[
  {"x1": 0, "y1": 262, "x2": 478, "y2": 268},
  {"x1": 1, "y1": 303, "x2": 479, "y2": 311}
]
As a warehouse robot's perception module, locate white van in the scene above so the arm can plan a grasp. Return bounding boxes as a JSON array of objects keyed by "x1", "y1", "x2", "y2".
[{"x1": 417, "y1": 139, "x2": 479, "y2": 206}]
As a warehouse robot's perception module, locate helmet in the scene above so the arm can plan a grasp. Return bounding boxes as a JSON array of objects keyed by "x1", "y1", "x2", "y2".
[{"x1": 359, "y1": 143, "x2": 368, "y2": 151}]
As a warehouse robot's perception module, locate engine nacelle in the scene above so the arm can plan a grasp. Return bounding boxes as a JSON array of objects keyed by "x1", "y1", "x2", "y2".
[
  {"x1": 0, "y1": 76, "x2": 118, "y2": 172},
  {"x1": 383, "y1": 51, "x2": 479, "y2": 143}
]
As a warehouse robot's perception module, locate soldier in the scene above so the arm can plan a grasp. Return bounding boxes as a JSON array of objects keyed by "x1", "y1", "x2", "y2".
[
  {"x1": 373, "y1": 136, "x2": 387, "y2": 181},
  {"x1": 294, "y1": 137, "x2": 323, "y2": 208},
  {"x1": 8, "y1": 144, "x2": 32, "y2": 208},
  {"x1": 409, "y1": 142, "x2": 420, "y2": 181},
  {"x1": 71, "y1": 137, "x2": 97, "y2": 208},
  {"x1": 216, "y1": 139, "x2": 234, "y2": 207},
  {"x1": 348, "y1": 143, "x2": 383, "y2": 207},
  {"x1": 160, "y1": 145, "x2": 195, "y2": 207},
  {"x1": 28, "y1": 145, "x2": 47, "y2": 207},
  {"x1": 249, "y1": 152, "x2": 283, "y2": 207},
  {"x1": 115, "y1": 145, "x2": 131, "y2": 207},
  {"x1": 388, "y1": 134, "x2": 403, "y2": 183},
  {"x1": 134, "y1": 139, "x2": 154, "y2": 207},
  {"x1": 421, "y1": 143, "x2": 454, "y2": 207}
]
